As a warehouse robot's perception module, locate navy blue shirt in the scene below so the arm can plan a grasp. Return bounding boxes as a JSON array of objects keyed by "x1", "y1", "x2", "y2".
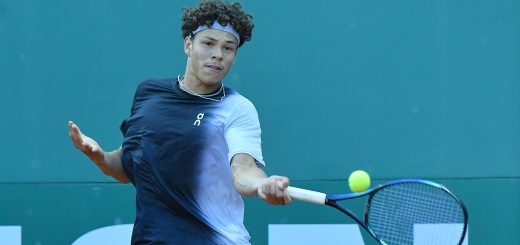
[{"x1": 120, "y1": 78, "x2": 264, "y2": 244}]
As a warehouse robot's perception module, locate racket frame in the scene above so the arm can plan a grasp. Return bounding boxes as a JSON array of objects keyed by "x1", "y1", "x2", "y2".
[{"x1": 291, "y1": 179, "x2": 469, "y2": 245}]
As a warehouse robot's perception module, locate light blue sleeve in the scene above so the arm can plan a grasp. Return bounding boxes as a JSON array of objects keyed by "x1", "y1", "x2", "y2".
[{"x1": 225, "y1": 99, "x2": 265, "y2": 167}]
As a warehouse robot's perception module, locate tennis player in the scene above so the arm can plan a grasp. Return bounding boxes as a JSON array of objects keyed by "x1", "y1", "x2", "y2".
[{"x1": 68, "y1": 0, "x2": 291, "y2": 244}]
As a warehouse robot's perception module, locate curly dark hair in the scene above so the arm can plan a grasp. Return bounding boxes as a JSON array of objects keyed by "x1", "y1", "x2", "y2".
[{"x1": 181, "y1": 0, "x2": 253, "y2": 47}]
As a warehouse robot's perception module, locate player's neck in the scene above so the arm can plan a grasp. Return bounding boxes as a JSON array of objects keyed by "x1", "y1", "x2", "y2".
[{"x1": 180, "y1": 75, "x2": 222, "y2": 95}]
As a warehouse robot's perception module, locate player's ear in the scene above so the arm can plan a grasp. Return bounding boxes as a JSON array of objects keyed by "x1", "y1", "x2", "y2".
[{"x1": 184, "y1": 36, "x2": 192, "y2": 56}]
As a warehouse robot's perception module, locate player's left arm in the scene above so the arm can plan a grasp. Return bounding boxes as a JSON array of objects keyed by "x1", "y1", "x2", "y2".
[{"x1": 231, "y1": 153, "x2": 292, "y2": 205}]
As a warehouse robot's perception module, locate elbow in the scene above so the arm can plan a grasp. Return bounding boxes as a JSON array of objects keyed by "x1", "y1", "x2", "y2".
[
  {"x1": 119, "y1": 178, "x2": 131, "y2": 184},
  {"x1": 99, "y1": 166, "x2": 112, "y2": 177},
  {"x1": 100, "y1": 167, "x2": 130, "y2": 184},
  {"x1": 112, "y1": 174, "x2": 131, "y2": 184}
]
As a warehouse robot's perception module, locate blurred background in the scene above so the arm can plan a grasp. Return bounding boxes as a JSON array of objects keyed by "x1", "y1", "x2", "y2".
[{"x1": 0, "y1": 0, "x2": 518, "y2": 244}]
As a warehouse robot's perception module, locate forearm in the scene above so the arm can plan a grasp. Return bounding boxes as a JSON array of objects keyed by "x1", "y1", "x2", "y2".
[
  {"x1": 100, "y1": 149, "x2": 130, "y2": 183},
  {"x1": 231, "y1": 153, "x2": 267, "y2": 197}
]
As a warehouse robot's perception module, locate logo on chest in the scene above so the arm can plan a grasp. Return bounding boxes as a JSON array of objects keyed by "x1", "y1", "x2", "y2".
[{"x1": 193, "y1": 113, "x2": 205, "y2": 126}]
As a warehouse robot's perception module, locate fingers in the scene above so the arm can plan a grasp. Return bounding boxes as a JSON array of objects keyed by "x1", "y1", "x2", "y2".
[
  {"x1": 68, "y1": 121, "x2": 93, "y2": 153},
  {"x1": 69, "y1": 121, "x2": 83, "y2": 148},
  {"x1": 257, "y1": 187, "x2": 267, "y2": 200},
  {"x1": 260, "y1": 176, "x2": 292, "y2": 205},
  {"x1": 69, "y1": 121, "x2": 80, "y2": 139},
  {"x1": 283, "y1": 189, "x2": 292, "y2": 204},
  {"x1": 81, "y1": 141, "x2": 94, "y2": 152},
  {"x1": 68, "y1": 121, "x2": 105, "y2": 166}
]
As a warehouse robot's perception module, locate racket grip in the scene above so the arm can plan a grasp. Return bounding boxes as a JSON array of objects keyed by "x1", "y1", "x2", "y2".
[{"x1": 287, "y1": 186, "x2": 327, "y2": 205}]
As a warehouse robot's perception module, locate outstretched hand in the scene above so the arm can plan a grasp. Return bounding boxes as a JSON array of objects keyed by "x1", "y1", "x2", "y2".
[
  {"x1": 257, "y1": 175, "x2": 292, "y2": 205},
  {"x1": 68, "y1": 121, "x2": 106, "y2": 166}
]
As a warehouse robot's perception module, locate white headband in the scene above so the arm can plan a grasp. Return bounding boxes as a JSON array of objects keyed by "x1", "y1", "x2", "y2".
[{"x1": 190, "y1": 20, "x2": 240, "y2": 44}]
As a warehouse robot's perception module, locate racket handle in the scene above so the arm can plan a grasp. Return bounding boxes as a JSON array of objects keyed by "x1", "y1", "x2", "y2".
[{"x1": 287, "y1": 186, "x2": 327, "y2": 205}]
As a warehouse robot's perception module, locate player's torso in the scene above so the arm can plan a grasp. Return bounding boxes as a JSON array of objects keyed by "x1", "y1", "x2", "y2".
[
  {"x1": 124, "y1": 79, "x2": 233, "y2": 185},
  {"x1": 121, "y1": 79, "x2": 250, "y2": 244}
]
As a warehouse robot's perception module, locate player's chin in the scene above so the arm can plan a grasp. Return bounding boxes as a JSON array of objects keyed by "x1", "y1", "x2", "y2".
[
  {"x1": 203, "y1": 70, "x2": 228, "y2": 82},
  {"x1": 199, "y1": 77, "x2": 223, "y2": 86}
]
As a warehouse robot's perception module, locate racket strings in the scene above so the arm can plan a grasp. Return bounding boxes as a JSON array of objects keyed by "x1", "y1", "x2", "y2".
[{"x1": 366, "y1": 183, "x2": 466, "y2": 245}]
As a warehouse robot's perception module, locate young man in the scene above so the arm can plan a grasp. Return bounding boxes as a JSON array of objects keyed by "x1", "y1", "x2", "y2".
[{"x1": 68, "y1": 0, "x2": 292, "y2": 244}]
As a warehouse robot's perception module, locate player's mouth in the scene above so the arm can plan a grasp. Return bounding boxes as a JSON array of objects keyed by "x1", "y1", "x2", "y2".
[{"x1": 205, "y1": 64, "x2": 223, "y2": 71}]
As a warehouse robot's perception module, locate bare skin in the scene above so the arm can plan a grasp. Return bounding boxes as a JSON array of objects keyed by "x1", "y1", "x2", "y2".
[
  {"x1": 68, "y1": 121, "x2": 291, "y2": 204},
  {"x1": 68, "y1": 28, "x2": 291, "y2": 205}
]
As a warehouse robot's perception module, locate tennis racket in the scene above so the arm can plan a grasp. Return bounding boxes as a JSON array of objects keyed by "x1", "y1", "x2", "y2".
[{"x1": 287, "y1": 179, "x2": 468, "y2": 245}]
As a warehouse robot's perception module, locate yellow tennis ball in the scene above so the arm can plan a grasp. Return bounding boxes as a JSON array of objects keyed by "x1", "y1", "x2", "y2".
[{"x1": 349, "y1": 170, "x2": 371, "y2": 192}]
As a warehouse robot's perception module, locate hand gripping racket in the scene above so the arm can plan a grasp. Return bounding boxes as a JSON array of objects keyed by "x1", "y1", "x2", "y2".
[{"x1": 287, "y1": 179, "x2": 468, "y2": 245}]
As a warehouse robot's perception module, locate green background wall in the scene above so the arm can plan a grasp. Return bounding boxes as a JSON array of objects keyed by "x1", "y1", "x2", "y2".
[{"x1": 1, "y1": 0, "x2": 518, "y2": 244}]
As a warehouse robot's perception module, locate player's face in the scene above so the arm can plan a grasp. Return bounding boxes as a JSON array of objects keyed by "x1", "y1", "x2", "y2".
[{"x1": 184, "y1": 29, "x2": 238, "y2": 91}]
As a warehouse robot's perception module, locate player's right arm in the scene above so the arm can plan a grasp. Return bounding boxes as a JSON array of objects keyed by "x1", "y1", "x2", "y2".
[{"x1": 68, "y1": 121, "x2": 130, "y2": 183}]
